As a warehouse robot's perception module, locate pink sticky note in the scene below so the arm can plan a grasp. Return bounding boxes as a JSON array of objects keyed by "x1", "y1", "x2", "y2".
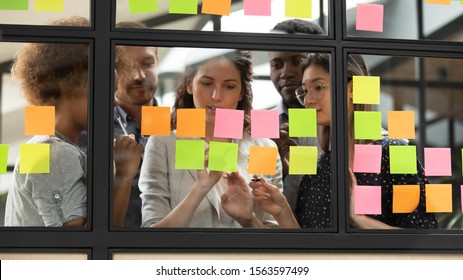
[
  {"x1": 354, "y1": 186, "x2": 382, "y2": 215},
  {"x1": 251, "y1": 110, "x2": 279, "y2": 139},
  {"x1": 353, "y1": 144, "x2": 382, "y2": 173},
  {"x1": 214, "y1": 108, "x2": 244, "y2": 139},
  {"x1": 424, "y1": 148, "x2": 452, "y2": 176},
  {"x1": 243, "y1": 0, "x2": 271, "y2": 16},
  {"x1": 461, "y1": 186, "x2": 463, "y2": 213},
  {"x1": 356, "y1": 3, "x2": 384, "y2": 32}
]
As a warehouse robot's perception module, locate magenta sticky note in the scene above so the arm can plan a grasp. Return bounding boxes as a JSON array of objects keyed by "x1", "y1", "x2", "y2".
[
  {"x1": 356, "y1": 3, "x2": 384, "y2": 32},
  {"x1": 243, "y1": 0, "x2": 271, "y2": 16},
  {"x1": 251, "y1": 110, "x2": 279, "y2": 139},
  {"x1": 354, "y1": 185, "x2": 382, "y2": 215},
  {"x1": 353, "y1": 144, "x2": 382, "y2": 173},
  {"x1": 424, "y1": 147, "x2": 452, "y2": 176},
  {"x1": 213, "y1": 108, "x2": 244, "y2": 139}
]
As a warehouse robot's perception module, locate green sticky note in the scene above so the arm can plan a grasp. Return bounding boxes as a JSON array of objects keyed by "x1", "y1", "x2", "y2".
[
  {"x1": 389, "y1": 146, "x2": 417, "y2": 174},
  {"x1": 354, "y1": 111, "x2": 382, "y2": 140},
  {"x1": 20, "y1": 144, "x2": 50, "y2": 174},
  {"x1": 289, "y1": 146, "x2": 318, "y2": 175},
  {"x1": 0, "y1": 0, "x2": 28, "y2": 10},
  {"x1": 34, "y1": 0, "x2": 64, "y2": 12},
  {"x1": 288, "y1": 108, "x2": 317, "y2": 137},
  {"x1": 0, "y1": 144, "x2": 9, "y2": 174},
  {"x1": 353, "y1": 76, "x2": 380, "y2": 105},
  {"x1": 285, "y1": 0, "x2": 312, "y2": 19},
  {"x1": 208, "y1": 141, "x2": 238, "y2": 172},
  {"x1": 128, "y1": 0, "x2": 158, "y2": 13},
  {"x1": 169, "y1": 0, "x2": 198, "y2": 14},
  {"x1": 175, "y1": 140, "x2": 204, "y2": 170}
]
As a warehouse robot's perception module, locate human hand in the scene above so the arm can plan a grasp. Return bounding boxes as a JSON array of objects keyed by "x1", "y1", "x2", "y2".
[
  {"x1": 221, "y1": 172, "x2": 253, "y2": 223},
  {"x1": 249, "y1": 177, "x2": 289, "y2": 218},
  {"x1": 272, "y1": 123, "x2": 298, "y2": 178},
  {"x1": 113, "y1": 134, "x2": 143, "y2": 180},
  {"x1": 195, "y1": 146, "x2": 223, "y2": 192}
]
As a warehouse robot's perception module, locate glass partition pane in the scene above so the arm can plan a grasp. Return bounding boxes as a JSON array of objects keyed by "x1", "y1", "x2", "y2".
[
  {"x1": 0, "y1": 40, "x2": 89, "y2": 228},
  {"x1": 349, "y1": 53, "x2": 463, "y2": 230},
  {"x1": 346, "y1": 0, "x2": 463, "y2": 42},
  {"x1": 111, "y1": 45, "x2": 334, "y2": 230},
  {"x1": 0, "y1": 0, "x2": 90, "y2": 26},
  {"x1": 115, "y1": 0, "x2": 329, "y2": 35}
]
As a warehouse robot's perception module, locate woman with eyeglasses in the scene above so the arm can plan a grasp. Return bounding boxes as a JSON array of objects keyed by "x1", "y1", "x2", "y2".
[{"x1": 248, "y1": 53, "x2": 437, "y2": 229}]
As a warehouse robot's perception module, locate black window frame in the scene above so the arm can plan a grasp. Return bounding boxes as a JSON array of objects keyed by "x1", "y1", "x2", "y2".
[{"x1": 0, "y1": 0, "x2": 463, "y2": 260}]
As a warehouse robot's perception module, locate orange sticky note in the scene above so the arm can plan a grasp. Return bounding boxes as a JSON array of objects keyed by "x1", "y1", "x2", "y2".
[
  {"x1": 425, "y1": 0, "x2": 451, "y2": 5},
  {"x1": 24, "y1": 106, "x2": 55, "y2": 136},
  {"x1": 388, "y1": 111, "x2": 415, "y2": 139},
  {"x1": 426, "y1": 184, "x2": 452, "y2": 213},
  {"x1": 248, "y1": 146, "x2": 278, "y2": 175},
  {"x1": 176, "y1": 108, "x2": 206, "y2": 138},
  {"x1": 201, "y1": 0, "x2": 231, "y2": 16},
  {"x1": 141, "y1": 106, "x2": 170, "y2": 136},
  {"x1": 392, "y1": 185, "x2": 420, "y2": 213}
]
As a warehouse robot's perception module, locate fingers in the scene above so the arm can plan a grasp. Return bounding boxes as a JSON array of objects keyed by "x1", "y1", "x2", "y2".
[{"x1": 348, "y1": 168, "x2": 357, "y2": 187}]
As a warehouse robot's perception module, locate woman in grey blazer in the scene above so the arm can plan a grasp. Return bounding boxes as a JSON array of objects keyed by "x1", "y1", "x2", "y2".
[{"x1": 139, "y1": 50, "x2": 283, "y2": 228}]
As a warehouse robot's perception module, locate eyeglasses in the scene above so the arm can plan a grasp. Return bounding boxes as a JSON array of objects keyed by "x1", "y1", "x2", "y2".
[{"x1": 295, "y1": 83, "x2": 328, "y2": 105}]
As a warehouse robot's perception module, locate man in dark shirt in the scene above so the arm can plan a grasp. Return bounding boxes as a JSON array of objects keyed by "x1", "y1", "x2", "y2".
[
  {"x1": 268, "y1": 19, "x2": 324, "y2": 211},
  {"x1": 113, "y1": 21, "x2": 158, "y2": 227}
]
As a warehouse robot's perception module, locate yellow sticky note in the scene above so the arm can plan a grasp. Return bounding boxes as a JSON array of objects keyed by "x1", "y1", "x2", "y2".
[
  {"x1": 425, "y1": 0, "x2": 451, "y2": 5},
  {"x1": 426, "y1": 184, "x2": 453, "y2": 213},
  {"x1": 392, "y1": 185, "x2": 420, "y2": 213},
  {"x1": 353, "y1": 76, "x2": 380, "y2": 105},
  {"x1": 201, "y1": 0, "x2": 231, "y2": 16},
  {"x1": 25, "y1": 106, "x2": 55, "y2": 136},
  {"x1": 20, "y1": 144, "x2": 50, "y2": 174},
  {"x1": 141, "y1": 106, "x2": 171, "y2": 136},
  {"x1": 34, "y1": 0, "x2": 64, "y2": 12},
  {"x1": 285, "y1": 0, "x2": 312, "y2": 19},
  {"x1": 388, "y1": 111, "x2": 415, "y2": 139},
  {"x1": 289, "y1": 146, "x2": 318, "y2": 175},
  {"x1": 176, "y1": 108, "x2": 206, "y2": 138},
  {"x1": 248, "y1": 146, "x2": 278, "y2": 175}
]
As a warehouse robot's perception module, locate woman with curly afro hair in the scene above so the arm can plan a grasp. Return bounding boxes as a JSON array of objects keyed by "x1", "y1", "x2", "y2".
[{"x1": 5, "y1": 16, "x2": 91, "y2": 227}]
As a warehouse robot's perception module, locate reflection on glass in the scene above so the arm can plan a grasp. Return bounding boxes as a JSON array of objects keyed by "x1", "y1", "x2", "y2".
[
  {"x1": 346, "y1": 0, "x2": 463, "y2": 42},
  {"x1": 112, "y1": 47, "x2": 333, "y2": 229},
  {"x1": 0, "y1": 18, "x2": 89, "y2": 227},
  {"x1": 115, "y1": 0, "x2": 328, "y2": 34},
  {"x1": 350, "y1": 53, "x2": 463, "y2": 230},
  {"x1": 0, "y1": 0, "x2": 91, "y2": 26}
]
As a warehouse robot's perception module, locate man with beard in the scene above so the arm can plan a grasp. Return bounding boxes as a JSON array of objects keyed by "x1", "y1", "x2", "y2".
[
  {"x1": 268, "y1": 19, "x2": 324, "y2": 212},
  {"x1": 79, "y1": 22, "x2": 158, "y2": 227},
  {"x1": 112, "y1": 22, "x2": 158, "y2": 227}
]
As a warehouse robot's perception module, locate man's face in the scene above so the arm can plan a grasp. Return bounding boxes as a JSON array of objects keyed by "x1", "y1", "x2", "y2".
[
  {"x1": 115, "y1": 46, "x2": 158, "y2": 106},
  {"x1": 268, "y1": 51, "x2": 307, "y2": 108}
]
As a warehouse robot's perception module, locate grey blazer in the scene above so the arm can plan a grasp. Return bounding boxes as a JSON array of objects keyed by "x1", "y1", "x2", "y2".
[{"x1": 139, "y1": 132, "x2": 283, "y2": 228}]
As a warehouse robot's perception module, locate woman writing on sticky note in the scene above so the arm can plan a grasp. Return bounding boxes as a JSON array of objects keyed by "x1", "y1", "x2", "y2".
[
  {"x1": 249, "y1": 53, "x2": 437, "y2": 229},
  {"x1": 139, "y1": 49, "x2": 283, "y2": 228}
]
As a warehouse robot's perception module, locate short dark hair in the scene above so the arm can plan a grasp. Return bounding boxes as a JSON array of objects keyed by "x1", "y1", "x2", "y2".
[{"x1": 273, "y1": 19, "x2": 324, "y2": 35}]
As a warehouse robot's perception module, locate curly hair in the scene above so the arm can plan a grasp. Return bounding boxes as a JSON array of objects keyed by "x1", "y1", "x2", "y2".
[
  {"x1": 172, "y1": 49, "x2": 254, "y2": 133},
  {"x1": 11, "y1": 16, "x2": 89, "y2": 106},
  {"x1": 273, "y1": 19, "x2": 324, "y2": 35}
]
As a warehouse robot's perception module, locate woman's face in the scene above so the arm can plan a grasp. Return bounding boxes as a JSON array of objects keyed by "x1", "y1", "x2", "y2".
[
  {"x1": 302, "y1": 64, "x2": 331, "y2": 126},
  {"x1": 187, "y1": 57, "x2": 242, "y2": 124}
]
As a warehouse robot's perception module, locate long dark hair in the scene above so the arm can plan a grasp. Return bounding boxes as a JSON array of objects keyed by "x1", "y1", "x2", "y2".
[
  {"x1": 172, "y1": 49, "x2": 254, "y2": 133},
  {"x1": 301, "y1": 53, "x2": 372, "y2": 153}
]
